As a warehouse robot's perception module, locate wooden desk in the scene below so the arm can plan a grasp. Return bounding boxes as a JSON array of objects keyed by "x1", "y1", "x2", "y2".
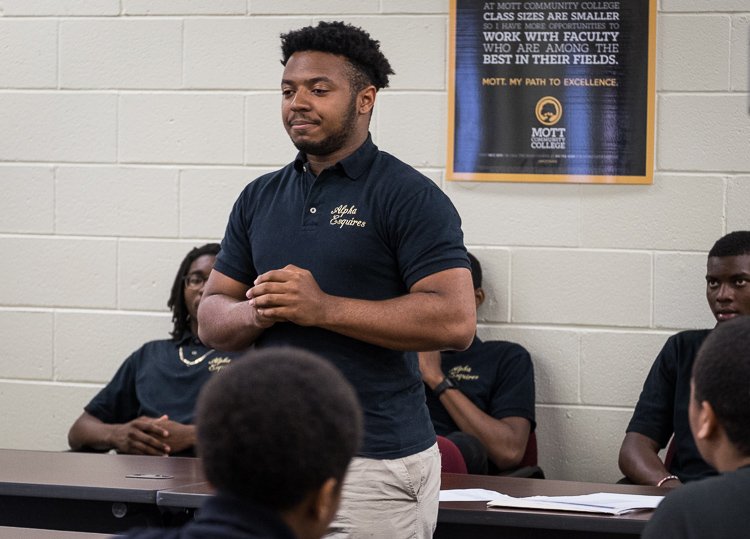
[
  {"x1": 0, "y1": 449, "x2": 205, "y2": 534},
  {"x1": 157, "y1": 481, "x2": 214, "y2": 510},
  {"x1": 0, "y1": 527, "x2": 113, "y2": 538},
  {"x1": 437, "y1": 473, "x2": 664, "y2": 539},
  {"x1": 157, "y1": 472, "x2": 663, "y2": 538}
]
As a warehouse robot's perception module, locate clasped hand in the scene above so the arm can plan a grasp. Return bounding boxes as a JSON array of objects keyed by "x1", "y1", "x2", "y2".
[
  {"x1": 111, "y1": 415, "x2": 193, "y2": 456},
  {"x1": 246, "y1": 265, "x2": 329, "y2": 327}
]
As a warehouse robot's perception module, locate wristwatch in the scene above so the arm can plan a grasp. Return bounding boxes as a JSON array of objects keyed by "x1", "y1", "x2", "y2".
[{"x1": 433, "y1": 376, "x2": 459, "y2": 398}]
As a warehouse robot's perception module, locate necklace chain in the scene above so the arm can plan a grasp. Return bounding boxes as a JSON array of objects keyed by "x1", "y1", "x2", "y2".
[{"x1": 178, "y1": 346, "x2": 215, "y2": 366}]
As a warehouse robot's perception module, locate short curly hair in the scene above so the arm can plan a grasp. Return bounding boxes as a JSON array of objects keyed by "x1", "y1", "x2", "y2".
[
  {"x1": 708, "y1": 231, "x2": 750, "y2": 259},
  {"x1": 280, "y1": 21, "x2": 394, "y2": 93},
  {"x1": 196, "y1": 347, "x2": 363, "y2": 510},
  {"x1": 693, "y1": 316, "x2": 750, "y2": 456}
]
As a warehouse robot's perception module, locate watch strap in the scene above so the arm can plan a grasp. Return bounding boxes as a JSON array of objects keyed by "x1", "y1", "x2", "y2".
[{"x1": 433, "y1": 376, "x2": 459, "y2": 398}]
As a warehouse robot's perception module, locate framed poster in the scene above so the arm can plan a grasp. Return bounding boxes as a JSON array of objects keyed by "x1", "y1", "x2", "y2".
[{"x1": 448, "y1": 0, "x2": 656, "y2": 183}]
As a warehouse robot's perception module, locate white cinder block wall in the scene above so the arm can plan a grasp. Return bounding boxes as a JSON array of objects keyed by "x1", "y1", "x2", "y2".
[{"x1": 0, "y1": 0, "x2": 747, "y2": 483}]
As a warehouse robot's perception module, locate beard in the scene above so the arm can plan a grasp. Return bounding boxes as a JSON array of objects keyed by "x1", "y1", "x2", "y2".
[{"x1": 289, "y1": 94, "x2": 359, "y2": 157}]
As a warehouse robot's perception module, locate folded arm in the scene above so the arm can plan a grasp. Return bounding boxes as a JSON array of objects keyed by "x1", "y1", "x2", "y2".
[
  {"x1": 420, "y1": 351, "x2": 531, "y2": 470},
  {"x1": 199, "y1": 265, "x2": 476, "y2": 352}
]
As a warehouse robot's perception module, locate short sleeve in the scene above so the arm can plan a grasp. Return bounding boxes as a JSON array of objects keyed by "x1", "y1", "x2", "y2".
[
  {"x1": 214, "y1": 185, "x2": 258, "y2": 286},
  {"x1": 387, "y1": 183, "x2": 470, "y2": 289},
  {"x1": 84, "y1": 350, "x2": 142, "y2": 424},
  {"x1": 626, "y1": 336, "x2": 679, "y2": 447},
  {"x1": 488, "y1": 344, "x2": 536, "y2": 428}
]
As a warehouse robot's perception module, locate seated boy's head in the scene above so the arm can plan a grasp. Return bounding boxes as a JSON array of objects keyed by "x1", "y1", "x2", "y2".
[
  {"x1": 467, "y1": 252, "x2": 486, "y2": 309},
  {"x1": 706, "y1": 231, "x2": 750, "y2": 324},
  {"x1": 690, "y1": 315, "x2": 750, "y2": 471},
  {"x1": 167, "y1": 242, "x2": 221, "y2": 341},
  {"x1": 195, "y1": 347, "x2": 363, "y2": 539}
]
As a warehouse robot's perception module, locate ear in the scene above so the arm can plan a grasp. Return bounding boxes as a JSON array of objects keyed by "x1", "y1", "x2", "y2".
[
  {"x1": 693, "y1": 400, "x2": 720, "y2": 442},
  {"x1": 282, "y1": 478, "x2": 342, "y2": 539},
  {"x1": 474, "y1": 287, "x2": 485, "y2": 308},
  {"x1": 311, "y1": 477, "x2": 341, "y2": 526},
  {"x1": 357, "y1": 86, "x2": 377, "y2": 116}
]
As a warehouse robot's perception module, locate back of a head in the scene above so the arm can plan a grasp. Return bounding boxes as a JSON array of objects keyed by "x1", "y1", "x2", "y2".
[
  {"x1": 693, "y1": 316, "x2": 750, "y2": 456},
  {"x1": 708, "y1": 231, "x2": 750, "y2": 258},
  {"x1": 196, "y1": 347, "x2": 363, "y2": 510}
]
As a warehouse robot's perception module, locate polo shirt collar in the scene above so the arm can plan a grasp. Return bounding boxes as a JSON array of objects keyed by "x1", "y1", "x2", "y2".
[
  {"x1": 173, "y1": 330, "x2": 204, "y2": 348},
  {"x1": 292, "y1": 133, "x2": 378, "y2": 180}
]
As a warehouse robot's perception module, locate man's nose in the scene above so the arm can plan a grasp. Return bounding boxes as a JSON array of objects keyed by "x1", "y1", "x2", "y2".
[
  {"x1": 291, "y1": 90, "x2": 310, "y2": 110},
  {"x1": 716, "y1": 283, "x2": 733, "y2": 301}
]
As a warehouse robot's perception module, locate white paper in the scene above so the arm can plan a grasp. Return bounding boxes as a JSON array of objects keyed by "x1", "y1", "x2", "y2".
[
  {"x1": 439, "y1": 488, "x2": 508, "y2": 502},
  {"x1": 488, "y1": 492, "x2": 664, "y2": 515}
]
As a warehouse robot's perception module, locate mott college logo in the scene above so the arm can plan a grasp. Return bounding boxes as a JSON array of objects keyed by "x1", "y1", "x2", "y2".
[
  {"x1": 535, "y1": 96, "x2": 562, "y2": 126},
  {"x1": 531, "y1": 96, "x2": 566, "y2": 150}
]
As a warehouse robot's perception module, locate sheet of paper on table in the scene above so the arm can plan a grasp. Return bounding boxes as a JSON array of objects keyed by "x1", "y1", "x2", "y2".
[{"x1": 440, "y1": 489, "x2": 664, "y2": 515}]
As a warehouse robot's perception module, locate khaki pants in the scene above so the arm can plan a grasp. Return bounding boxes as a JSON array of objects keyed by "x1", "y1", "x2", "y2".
[{"x1": 326, "y1": 442, "x2": 441, "y2": 539}]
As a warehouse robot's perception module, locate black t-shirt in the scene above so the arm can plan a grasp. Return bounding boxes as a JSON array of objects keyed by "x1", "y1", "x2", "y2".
[
  {"x1": 626, "y1": 329, "x2": 716, "y2": 483},
  {"x1": 119, "y1": 491, "x2": 298, "y2": 539},
  {"x1": 214, "y1": 134, "x2": 470, "y2": 459},
  {"x1": 85, "y1": 332, "x2": 237, "y2": 426},
  {"x1": 642, "y1": 465, "x2": 750, "y2": 539},
  {"x1": 425, "y1": 336, "x2": 536, "y2": 435}
]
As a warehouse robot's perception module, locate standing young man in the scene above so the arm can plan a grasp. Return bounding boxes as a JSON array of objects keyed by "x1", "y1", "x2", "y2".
[
  {"x1": 198, "y1": 21, "x2": 476, "y2": 539},
  {"x1": 618, "y1": 231, "x2": 750, "y2": 486}
]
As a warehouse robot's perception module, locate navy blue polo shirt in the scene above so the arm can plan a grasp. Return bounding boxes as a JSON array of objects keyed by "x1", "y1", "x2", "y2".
[
  {"x1": 215, "y1": 134, "x2": 470, "y2": 459},
  {"x1": 627, "y1": 329, "x2": 717, "y2": 483},
  {"x1": 425, "y1": 336, "x2": 536, "y2": 436},
  {"x1": 85, "y1": 332, "x2": 238, "y2": 427}
]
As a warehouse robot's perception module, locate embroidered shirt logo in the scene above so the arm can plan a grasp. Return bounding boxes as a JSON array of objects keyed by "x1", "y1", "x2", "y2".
[
  {"x1": 330, "y1": 205, "x2": 366, "y2": 229},
  {"x1": 448, "y1": 365, "x2": 479, "y2": 381},
  {"x1": 208, "y1": 356, "x2": 233, "y2": 372}
]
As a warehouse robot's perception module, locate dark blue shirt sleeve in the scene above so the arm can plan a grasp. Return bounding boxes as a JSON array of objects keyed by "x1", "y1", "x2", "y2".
[
  {"x1": 84, "y1": 351, "x2": 141, "y2": 424},
  {"x1": 387, "y1": 183, "x2": 470, "y2": 289},
  {"x1": 626, "y1": 336, "x2": 678, "y2": 448},
  {"x1": 489, "y1": 344, "x2": 536, "y2": 428},
  {"x1": 215, "y1": 184, "x2": 258, "y2": 286}
]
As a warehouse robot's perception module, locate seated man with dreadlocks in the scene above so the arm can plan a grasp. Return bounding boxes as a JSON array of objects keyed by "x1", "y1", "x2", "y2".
[{"x1": 68, "y1": 244, "x2": 242, "y2": 457}]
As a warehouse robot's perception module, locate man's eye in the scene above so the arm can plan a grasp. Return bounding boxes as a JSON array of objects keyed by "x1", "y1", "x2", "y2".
[{"x1": 736, "y1": 278, "x2": 747, "y2": 286}]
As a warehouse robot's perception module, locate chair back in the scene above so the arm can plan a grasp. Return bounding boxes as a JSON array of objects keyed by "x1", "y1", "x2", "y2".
[
  {"x1": 664, "y1": 436, "x2": 676, "y2": 470},
  {"x1": 436, "y1": 435, "x2": 468, "y2": 474}
]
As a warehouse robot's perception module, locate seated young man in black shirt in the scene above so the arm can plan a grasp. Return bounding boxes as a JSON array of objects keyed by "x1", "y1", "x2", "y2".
[
  {"x1": 619, "y1": 231, "x2": 750, "y2": 486},
  {"x1": 642, "y1": 315, "x2": 750, "y2": 539},
  {"x1": 121, "y1": 346, "x2": 364, "y2": 539},
  {"x1": 419, "y1": 252, "x2": 536, "y2": 474},
  {"x1": 68, "y1": 244, "x2": 240, "y2": 457}
]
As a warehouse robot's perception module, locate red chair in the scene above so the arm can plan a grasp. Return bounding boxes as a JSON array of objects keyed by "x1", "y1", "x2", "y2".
[
  {"x1": 436, "y1": 435, "x2": 468, "y2": 474},
  {"x1": 497, "y1": 431, "x2": 545, "y2": 479},
  {"x1": 664, "y1": 436, "x2": 676, "y2": 470}
]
